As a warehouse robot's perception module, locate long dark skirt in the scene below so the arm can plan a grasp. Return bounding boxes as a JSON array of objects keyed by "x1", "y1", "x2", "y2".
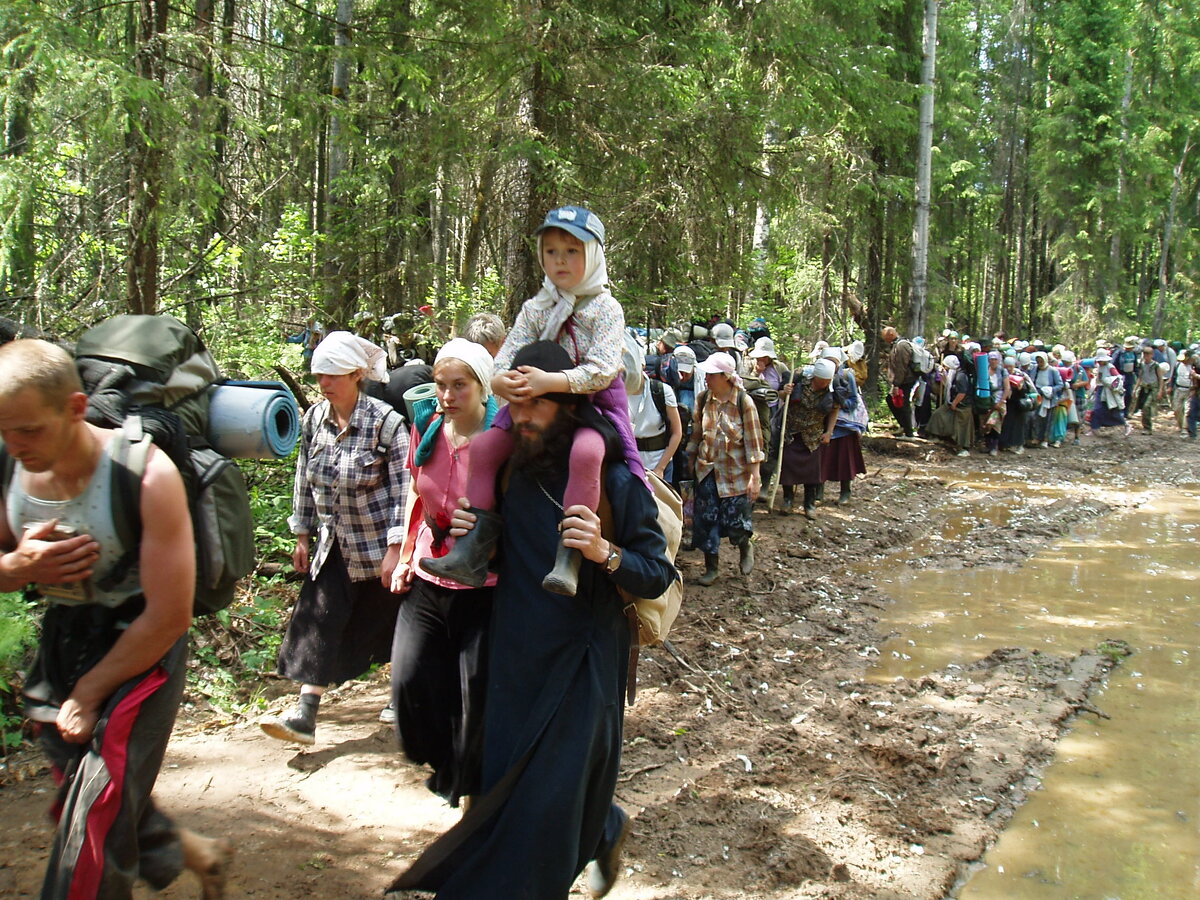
[
  {"x1": 277, "y1": 541, "x2": 400, "y2": 686},
  {"x1": 1090, "y1": 397, "x2": 1127, "y2": 429},
  {"x1": 693, "y1": 472, "x2": 752, "y2": 554},
  {"x1": 779, "y1": 434, "x2": 824, "y2": 485},
  {"x1": 391, "y1": 577, "x2": 492, "y2": 807},
  {"x1": 822, "y1": 433, "x2": 866, "y2": 482},
  {"x1": 999, "y1": 398, "x2": 1028, "y2": 449}
]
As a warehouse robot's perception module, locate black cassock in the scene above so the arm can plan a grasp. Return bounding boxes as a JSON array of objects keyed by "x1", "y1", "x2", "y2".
[{"x1": 396, "y1": 460, "x2": 673, "y2": 899}]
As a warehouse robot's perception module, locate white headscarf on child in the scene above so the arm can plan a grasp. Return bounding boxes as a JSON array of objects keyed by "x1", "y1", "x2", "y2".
[
  {"x1": 311, "y1": 331, "x2": 389, "y2": 382},
  {"x1": 531, "y1": 236, "x2": 610, "y2": 347}
]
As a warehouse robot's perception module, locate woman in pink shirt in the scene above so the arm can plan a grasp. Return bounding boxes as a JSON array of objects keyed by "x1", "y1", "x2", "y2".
[{"x1": 390, "y1": 338, "x2": 497, "y2": 808}]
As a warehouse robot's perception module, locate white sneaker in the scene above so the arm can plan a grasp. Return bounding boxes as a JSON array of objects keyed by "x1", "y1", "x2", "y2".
[
  {"x1": 1050, "y1": 441, "x2": 1061, "y2": 448},
  {"x1": 1039, "y1": 441, "x2": 1048, "y2": 448},
  {"x1": 1014, "y1": 446, "x2": 1025, "y2": 455},
  {"x1": 989, "y1": 448, "x2": 998, "y2": 457},
  {"x1": 956, "y1": 450, "x2": 969, "y2": 457}
]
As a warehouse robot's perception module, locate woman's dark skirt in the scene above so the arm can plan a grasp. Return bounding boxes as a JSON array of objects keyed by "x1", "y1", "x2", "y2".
[
  {"x1": 391, "y1": 576, "x2": 492, "y2": 806},
  {"x1": 999, "y1": 398, "x2": 1028, "y2": 449},
  {"x1": 1090, "y1": 399, "x2": 1127, "y2": 429},
  {"x1": 822, "y1": 433, "x2": 866, "y2": 482},
  {"x1": 779, "y1": 434, "x2": 824, "y2": 485},
  {"x1": 277, "y1": 541, "x2": 401, "y2": 686}
]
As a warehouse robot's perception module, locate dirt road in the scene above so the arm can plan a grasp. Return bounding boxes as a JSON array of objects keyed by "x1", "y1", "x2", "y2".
[{"x1": 1, "y1": 424, "x2": 1194, "y2": 899}]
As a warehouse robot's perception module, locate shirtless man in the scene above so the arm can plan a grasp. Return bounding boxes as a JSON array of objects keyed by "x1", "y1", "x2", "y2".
[{"x1": 0, "y1": 338, "x2": 230, "y2": 899}]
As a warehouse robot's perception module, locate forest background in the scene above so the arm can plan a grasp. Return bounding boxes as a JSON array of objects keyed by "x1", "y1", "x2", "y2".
[{"x1": 2, "y1": 0, "x2": 1199, "y2": 386}]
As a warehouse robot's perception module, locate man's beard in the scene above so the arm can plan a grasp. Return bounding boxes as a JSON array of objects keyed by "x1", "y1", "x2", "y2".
[{"x1": 511, "y1": 404, "x2": 579, "y2": 482}]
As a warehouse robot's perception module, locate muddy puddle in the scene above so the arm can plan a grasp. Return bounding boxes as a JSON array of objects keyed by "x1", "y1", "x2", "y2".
[{"x1": 869, "y1": 489, "x2": 1200, "y2": 899}]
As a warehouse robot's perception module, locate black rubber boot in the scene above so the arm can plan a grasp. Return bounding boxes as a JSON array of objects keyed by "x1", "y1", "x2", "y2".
[
  {"x1": 838, "y1": 480, "x2": 852, "y2": 506},
  {"x1": 261, "y1": 693, "x2": 319, "y2": 745},
  {"x1": 543, "y1": 541, "x2": 583, "y2": 596},
  {"x1": 738, "y1": 539, "x2": 755, "y2": 575},
  {"x1": 419, "y1": 508, "x2": 503, "y2": 588},
  {"x1": 815, "y1": 483, "x2": 825, "y2": 503},
  {"x1": 803, "y1": 484, "x2": 818, "y2": 519},
  {"x1": 781, "y1": 485, "x2": 794, "y2": 515},
  {"x1": 697, "y1": 552, "x2": 720, "y2": 586}
]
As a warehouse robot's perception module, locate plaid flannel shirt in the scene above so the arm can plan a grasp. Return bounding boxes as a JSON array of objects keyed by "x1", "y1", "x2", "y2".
[
  {"x1": 288, "y1": 395, "x2": 410, "y2": 581},
  {"x1": 687, "y1": 388, "x2": 765, "y2": 498}
]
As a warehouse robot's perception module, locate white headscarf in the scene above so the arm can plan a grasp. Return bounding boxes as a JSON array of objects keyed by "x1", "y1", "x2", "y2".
[
  {"x1": 812, "y1": 358, "x2": 836, "y2": 381},
  {"x1": 434, "y1": 338, "x2": 495, "y2": 398},
  {"x1": 531, "y1": 236, "x2": 610, "y2": 344},
  {"x1": 311, "y1": 331, "x2": 389, "y2": 382},
  {"x1": 846, "y1": 340, "x2": 866, "y2": 363}
]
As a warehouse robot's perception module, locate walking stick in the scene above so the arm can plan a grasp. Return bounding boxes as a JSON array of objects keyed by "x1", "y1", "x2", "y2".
[{"x1": 767, "y1": 354, "x2": 792, "y2": 511}]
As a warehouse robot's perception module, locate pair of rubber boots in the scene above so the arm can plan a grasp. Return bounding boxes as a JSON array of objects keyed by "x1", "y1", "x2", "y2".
[
  {"x1": 697, "y1": 540, "x2": 753, "y2": 586},
  {"x1": 419, "y1": 507, "x2": 583, "y2": 596}
]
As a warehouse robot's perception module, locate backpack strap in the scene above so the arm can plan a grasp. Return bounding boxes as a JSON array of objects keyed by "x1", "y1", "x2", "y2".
[
  {"x1": 95, "y1": 418, "x2": 154, "y2": 592},
  {"x1": 648, "y1": 379, "x2": 668, "y2": 429},
  {"x1": 375, "y1": 408, "x2": 404, "y2": 457}
]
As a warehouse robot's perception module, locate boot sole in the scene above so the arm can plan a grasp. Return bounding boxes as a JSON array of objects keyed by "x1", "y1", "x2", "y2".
[
  {"x1": 260, "y1": 718, "x2": 315, "y2": 745},
  {"x1": 542, "y1": 574, "x2": 579, "y2": 596}
]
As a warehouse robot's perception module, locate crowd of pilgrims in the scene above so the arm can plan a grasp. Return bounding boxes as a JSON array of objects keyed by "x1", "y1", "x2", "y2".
[
  {"x1": 641, "y1": 318, "x2": 1200, "y2": 544},
  {"x1": 258, "y1": 198, "x2": 1197, "y2": 894}
]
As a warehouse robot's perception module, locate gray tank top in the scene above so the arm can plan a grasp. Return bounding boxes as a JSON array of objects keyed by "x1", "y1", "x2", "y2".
[{"x1": 5, "y1": 437, "x2": 142, "y2": 607}]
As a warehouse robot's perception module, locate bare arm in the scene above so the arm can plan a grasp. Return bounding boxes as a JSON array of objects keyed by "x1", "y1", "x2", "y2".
[
  {"x1": 58, "y1": 447, "x2": 193, "y2": 743},
  {"x1": 656, "y1": 403, "x2": 683, "y2": 479}
]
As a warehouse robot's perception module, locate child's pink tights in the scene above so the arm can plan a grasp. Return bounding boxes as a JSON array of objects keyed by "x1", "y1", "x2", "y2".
[{"x1": 465, "y1": 423, "x2": 604, "y2": 513}]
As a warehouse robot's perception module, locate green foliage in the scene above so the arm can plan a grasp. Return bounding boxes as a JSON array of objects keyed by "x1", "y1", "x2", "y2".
[{"x1": 0, "y1": 592, "x2": 36, "y2": 752}]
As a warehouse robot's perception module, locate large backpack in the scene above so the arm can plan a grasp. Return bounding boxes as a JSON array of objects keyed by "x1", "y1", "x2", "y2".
[
  {"x1": 73, "y1": 315, "x2": 256, "y2": 616},
  {"x1": 910, "y1": 342, "x2": 935, "y2": 376}
]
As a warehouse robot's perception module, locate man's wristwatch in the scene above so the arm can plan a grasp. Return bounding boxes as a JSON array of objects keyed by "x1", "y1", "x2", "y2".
[{"x1": 603, "y1": 543, "x2": 623, "y2": 574}]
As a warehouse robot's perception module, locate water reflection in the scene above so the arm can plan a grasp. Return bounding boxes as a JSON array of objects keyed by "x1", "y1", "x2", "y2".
[{"x1": 869, "y1": 493, "x2": 1200, "y2": 899}]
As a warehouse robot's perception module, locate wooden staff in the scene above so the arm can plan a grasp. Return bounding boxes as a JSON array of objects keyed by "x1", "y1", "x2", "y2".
[{"x1": 767, "y1": 353, "x2": 793, "y2": 510}]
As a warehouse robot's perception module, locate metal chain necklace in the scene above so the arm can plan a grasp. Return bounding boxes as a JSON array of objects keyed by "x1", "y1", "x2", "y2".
[{"x1": 532, "y1": 477, "x2": 566, "y2": 516}]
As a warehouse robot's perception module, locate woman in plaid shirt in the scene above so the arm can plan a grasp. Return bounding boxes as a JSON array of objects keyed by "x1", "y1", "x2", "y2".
[
  {"x1": 261, "y1": 332, "x2": 410, "y2": 746},
  {"x1": 687, "y1": 352, "x2": 765, "y2": 586}
]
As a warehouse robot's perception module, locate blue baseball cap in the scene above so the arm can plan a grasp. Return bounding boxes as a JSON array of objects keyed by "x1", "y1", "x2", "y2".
[{"x1": 536, "y1": 206, "x2": 605, "y2": 245}]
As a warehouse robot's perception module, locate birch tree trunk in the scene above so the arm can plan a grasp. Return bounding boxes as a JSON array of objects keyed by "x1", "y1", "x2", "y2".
[
  {"x1": 907, "y1": 0, "x2": 938, "y2": 339},
  {"x1": 1152, "y1": 138, "x2": 1191, "y2": 337},
  {"x1": 325, "y1": 0, "x2": 356, "y2": 327}
]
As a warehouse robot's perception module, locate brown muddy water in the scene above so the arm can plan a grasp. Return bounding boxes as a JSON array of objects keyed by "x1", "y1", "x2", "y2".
[{"x1": 869, "y1": 488, "x2": 1200, "y2": 899}]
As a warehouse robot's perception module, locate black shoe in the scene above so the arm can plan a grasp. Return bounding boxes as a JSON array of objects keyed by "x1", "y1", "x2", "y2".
[
  {"x1": 543, "y1": 542, "x2": 583, "y2": 596},
  {"x1": 261, "y1": 696, "x2": 318, "y2": 745},
  {"x1": 420, "y1": 508, "x2": 503, "y2": 588},
  {"x1": 838, "y1": 482, "x2": 852, "y2": 505},
  {"x1": 588, "y1": 808, "x2": 631, "y2": 898}
]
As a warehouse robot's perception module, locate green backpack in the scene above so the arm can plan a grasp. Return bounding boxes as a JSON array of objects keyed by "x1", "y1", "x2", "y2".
[{"x1": 73, "y1": 315, "x2": 256, "y2": 615}]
